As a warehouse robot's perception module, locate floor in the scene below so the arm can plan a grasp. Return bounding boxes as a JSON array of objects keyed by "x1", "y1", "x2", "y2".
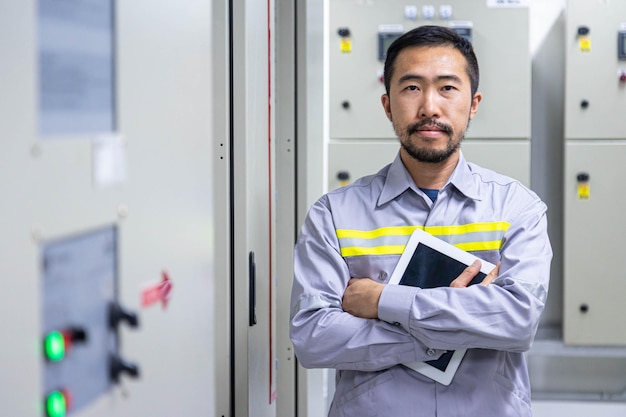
[{"x1": 533, "y1": 401, "x2": 626, "y2": 416}]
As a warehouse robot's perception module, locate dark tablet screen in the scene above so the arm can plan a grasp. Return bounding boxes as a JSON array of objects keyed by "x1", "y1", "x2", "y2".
[{"x1": 399, "y1": 243, "x2": 485, "y2": 289}]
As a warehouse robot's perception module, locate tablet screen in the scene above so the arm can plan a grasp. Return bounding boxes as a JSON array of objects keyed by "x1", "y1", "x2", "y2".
[{"x1": 399, "y1": 243, "x2": 486, "y2": 289}]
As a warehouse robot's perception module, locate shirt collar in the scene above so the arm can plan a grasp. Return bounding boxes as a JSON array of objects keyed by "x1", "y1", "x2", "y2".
[
  {"x1": 447, "y1": 152, "x2": 482, "y2": 201},
  {"x1": 378, "y1": 151, "x2": 481, "y2": 207}
]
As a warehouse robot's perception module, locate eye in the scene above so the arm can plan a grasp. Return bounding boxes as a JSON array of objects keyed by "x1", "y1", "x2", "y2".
[
  {"x1": 442, "y1": 85, "x2": 455, "y2": 91},
  {"x1": 406, "y1": 85, "x2": 419, "y2": 91}
]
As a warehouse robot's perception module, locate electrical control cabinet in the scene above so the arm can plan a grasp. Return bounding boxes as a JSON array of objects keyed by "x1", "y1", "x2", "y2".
[
  {"x1": 564, "y1": 4, "x2": 626, "y2": 141},
  {"x1": 327, "y1": 0, "x2": 531, "y2": 190},
  {"x1": 0, "y1": 1, "x2": 218, "y2": 416},
  {"x1": 564, "y1": 0, "x2": 626, "y2": 346}
]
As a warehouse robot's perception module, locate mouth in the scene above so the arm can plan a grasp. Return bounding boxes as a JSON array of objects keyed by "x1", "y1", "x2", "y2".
[
  {"x1": 418, "y1": 126, "x2": 445, "y2": 133},
  {"x1": 407, "y1": 119, "x2": 452, "y2": 136}
]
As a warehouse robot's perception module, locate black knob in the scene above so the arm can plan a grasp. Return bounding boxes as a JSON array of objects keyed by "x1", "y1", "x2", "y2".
[
  {"x1": 337, "y1": 171, "x2": 350, "y2": 181},
  {"x1": 577, "y1": 173, "x2": 590, "y2": 182},
  {"x1": 579, "y1": 303, "x2": 589, "y2": 313},
  {"x1": 110, "y1": 354, "x2": 140, "y2": 383},
  {"x1": 580, "y1": 99, "x2": 589, "y2": 109},
  {"x1": 341, "y1": 100, "x2": 350, "y2": 110},
  {"x1": 109, "y1": 302, "x2": 139, "y2": 329},
  {"x1": 67, "y1": 326, "x2": 88, "y2": 343},
  {"x1": 337, "y1": 27, "x2": 351, "y2": 37},
  {"x1": 577, "y1": 26, "x2": 590, "y2": 36}
]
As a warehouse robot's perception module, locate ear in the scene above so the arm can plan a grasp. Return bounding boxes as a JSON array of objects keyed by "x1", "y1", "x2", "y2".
[
  {"x1": 381, "y1": 93, "x2": 392, "y2": 121},
  {"x1": 468, "y1": 92, "x2": 482, "y2": 120}
]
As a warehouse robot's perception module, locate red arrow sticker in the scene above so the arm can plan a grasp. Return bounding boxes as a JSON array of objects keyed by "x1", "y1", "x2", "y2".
[{"x1": 141, "y1": 271, "x2": 173, "y2": 309}]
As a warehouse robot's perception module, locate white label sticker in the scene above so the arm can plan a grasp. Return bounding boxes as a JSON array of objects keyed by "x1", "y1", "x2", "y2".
[
  {"x1": 487, "y1": 0, "x2": 529, "y2": 8},
  {"x1": 93, "y1": 134, "x2": 127, "y2": 187}
]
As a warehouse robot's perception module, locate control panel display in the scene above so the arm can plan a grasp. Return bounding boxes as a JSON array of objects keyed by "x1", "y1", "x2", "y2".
[{"x1": 378, "y1": 30, "x2": 402, "y2": 61}]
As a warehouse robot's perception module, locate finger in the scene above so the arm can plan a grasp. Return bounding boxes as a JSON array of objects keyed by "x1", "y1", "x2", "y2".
[
  {"x1": 450, "y1": 259, "x2": 481, "y2": 288},
  {"x1": 481, "y1": 262, "x2": 501, "y2": 286}
]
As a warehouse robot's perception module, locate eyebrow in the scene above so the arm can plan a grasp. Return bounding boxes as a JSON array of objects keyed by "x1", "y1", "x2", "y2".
[{"x1": 397, "y1": 73, "x2": 463, "y2": 84}]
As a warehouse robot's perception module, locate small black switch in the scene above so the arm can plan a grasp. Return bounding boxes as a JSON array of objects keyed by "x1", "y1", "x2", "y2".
[
  {"x1": 337, "y1": 27, "x2": 351, "y2": 37},
  {"x1": 109, "y1": 302, "x2": 139, "y2": 329},
  {"x1": 110, "y1": 354, "x2": 140, "y2": 383}
]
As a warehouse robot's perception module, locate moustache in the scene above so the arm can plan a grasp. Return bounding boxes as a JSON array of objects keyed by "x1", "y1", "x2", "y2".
[{"x1": 406, "y1": 119, "x2": 453, "y2": 136}]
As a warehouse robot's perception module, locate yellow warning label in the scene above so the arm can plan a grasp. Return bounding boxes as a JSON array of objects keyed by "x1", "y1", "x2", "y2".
[
  {"x1": 577, "y1": 183, "x2": 590, "y2": 199},
  {"x1": 579, "y1": 36, "x2": 591, "y2": 52},
  {"x1": 340, "y1": 38, "x2": 352, "y2": 54}
]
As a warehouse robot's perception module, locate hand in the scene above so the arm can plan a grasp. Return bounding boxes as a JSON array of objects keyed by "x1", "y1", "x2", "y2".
[
  {"x1": 342, "y1": 278, "x2": 384, "y2": 319},
  {"x1": 480, "y1": 262, "x2": 500, "y2": 286},
  {"x1": 449, "y1": 260, "x2": 500, "y2": 288}
]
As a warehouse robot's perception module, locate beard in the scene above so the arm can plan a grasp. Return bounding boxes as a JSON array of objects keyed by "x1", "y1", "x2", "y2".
[{"x1": 394, "y1": 118, "x2": 464, "y2": 164}]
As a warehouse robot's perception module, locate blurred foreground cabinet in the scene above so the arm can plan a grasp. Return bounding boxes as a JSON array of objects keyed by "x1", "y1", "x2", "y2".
[{"x1": 0, "y1": 0, "x2": 218, "y2": 415}]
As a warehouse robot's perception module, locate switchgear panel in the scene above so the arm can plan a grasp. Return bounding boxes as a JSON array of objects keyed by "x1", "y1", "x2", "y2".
[
  {"x1": 329, "y1": 1, "x2": 530, "y2": 141},
  {"x1": 565, "y1": 8, "x2": 626, "y2": 140},
  {"x1": 327, "y1": 0, "x2": 531, "y2": 190},
  {"x1": 41, "y1": 227, "x2": 139, "y2": 416},
  {"x1": 564, "y1": 0, "x2": 626, "y2": 345}
]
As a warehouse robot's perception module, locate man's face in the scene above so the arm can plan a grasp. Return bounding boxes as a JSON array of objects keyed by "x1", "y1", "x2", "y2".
[{"x1": 381, "y1": 45, "x2": 481, "y2": 164}]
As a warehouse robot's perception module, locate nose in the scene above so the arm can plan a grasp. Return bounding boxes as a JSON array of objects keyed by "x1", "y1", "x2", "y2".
[{"x1": 418, "y1": 89, "x2": 441, "y2": 119}]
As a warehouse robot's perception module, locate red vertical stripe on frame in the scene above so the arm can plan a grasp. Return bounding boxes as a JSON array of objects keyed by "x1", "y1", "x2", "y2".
[{"x1": 267, "y1": 0, "x2": 276, "y2": 405}]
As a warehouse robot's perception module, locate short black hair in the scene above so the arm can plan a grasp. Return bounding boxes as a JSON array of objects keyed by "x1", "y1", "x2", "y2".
[{"x1": 383, "y1": 25, "x2": 479, "y2": 97}]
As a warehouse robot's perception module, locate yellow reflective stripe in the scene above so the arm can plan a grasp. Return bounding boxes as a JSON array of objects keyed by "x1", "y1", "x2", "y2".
[
  {"x1": 341, "y1": 245, "x2": 405, "y2": 257},
  {"x1": 454, "y1": 240, "x2": 504, "y2": 252},
  {"x1": 340, "y1": 240, "x2": 504, "y2": 257},
  {"x1": 337, "y1": 221, "x2": 510, "y2": 257},
  {"x1": 336, "y1": 221, "x2": 510, "y2": 240},
  {"x1": 425, "y1": 221, "x2": 510, "y2": 236},
  {"x1": 336, "y1": 226, "x2": 422, "y2": 239}
]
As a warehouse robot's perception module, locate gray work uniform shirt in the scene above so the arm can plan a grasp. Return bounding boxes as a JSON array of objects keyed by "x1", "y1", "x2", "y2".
[{"x1": 290, "y1": 153, "x2": 552, "y2": 417}]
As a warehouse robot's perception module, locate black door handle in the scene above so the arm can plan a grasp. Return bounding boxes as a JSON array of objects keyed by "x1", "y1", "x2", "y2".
[{"x1": 249, "y1": 251, "x2": 257, "y2": 326}]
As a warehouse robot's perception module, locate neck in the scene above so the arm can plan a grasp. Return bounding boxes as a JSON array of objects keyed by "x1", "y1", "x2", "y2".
[{"x1": 399, "y1": 148, "x2": 460, "y2": 190}]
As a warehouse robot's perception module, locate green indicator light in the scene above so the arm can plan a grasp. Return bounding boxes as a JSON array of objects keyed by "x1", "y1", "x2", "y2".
[
  {"x1": 44, "y1": 331, "x2": 65, "y2": 362},
  {"x1": 45, "y1": 390, "x2": 67, "y2": 417}
]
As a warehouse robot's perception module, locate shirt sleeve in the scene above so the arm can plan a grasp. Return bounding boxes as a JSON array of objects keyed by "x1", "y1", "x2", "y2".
[
  {"x1": 378, "y1": 196, "x2": 552, "y2": 353},
  {"x1": 290, "y1": 196, "x2": 446, "y2": 371}
]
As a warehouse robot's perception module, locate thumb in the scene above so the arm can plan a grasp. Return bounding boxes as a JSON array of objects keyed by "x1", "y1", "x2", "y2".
[{"x1": 450, "y1": 259, "x2": 481, "y2": 288}]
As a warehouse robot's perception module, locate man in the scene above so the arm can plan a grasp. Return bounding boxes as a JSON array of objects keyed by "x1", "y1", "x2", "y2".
[{"x1": 290, "y1": 25, "x2": 551, "y2": 417}]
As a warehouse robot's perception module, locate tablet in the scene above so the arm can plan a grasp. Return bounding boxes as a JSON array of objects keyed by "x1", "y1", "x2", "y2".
[{"x1": 387, "y1": 228, "x2": 496, "y2": 385}]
